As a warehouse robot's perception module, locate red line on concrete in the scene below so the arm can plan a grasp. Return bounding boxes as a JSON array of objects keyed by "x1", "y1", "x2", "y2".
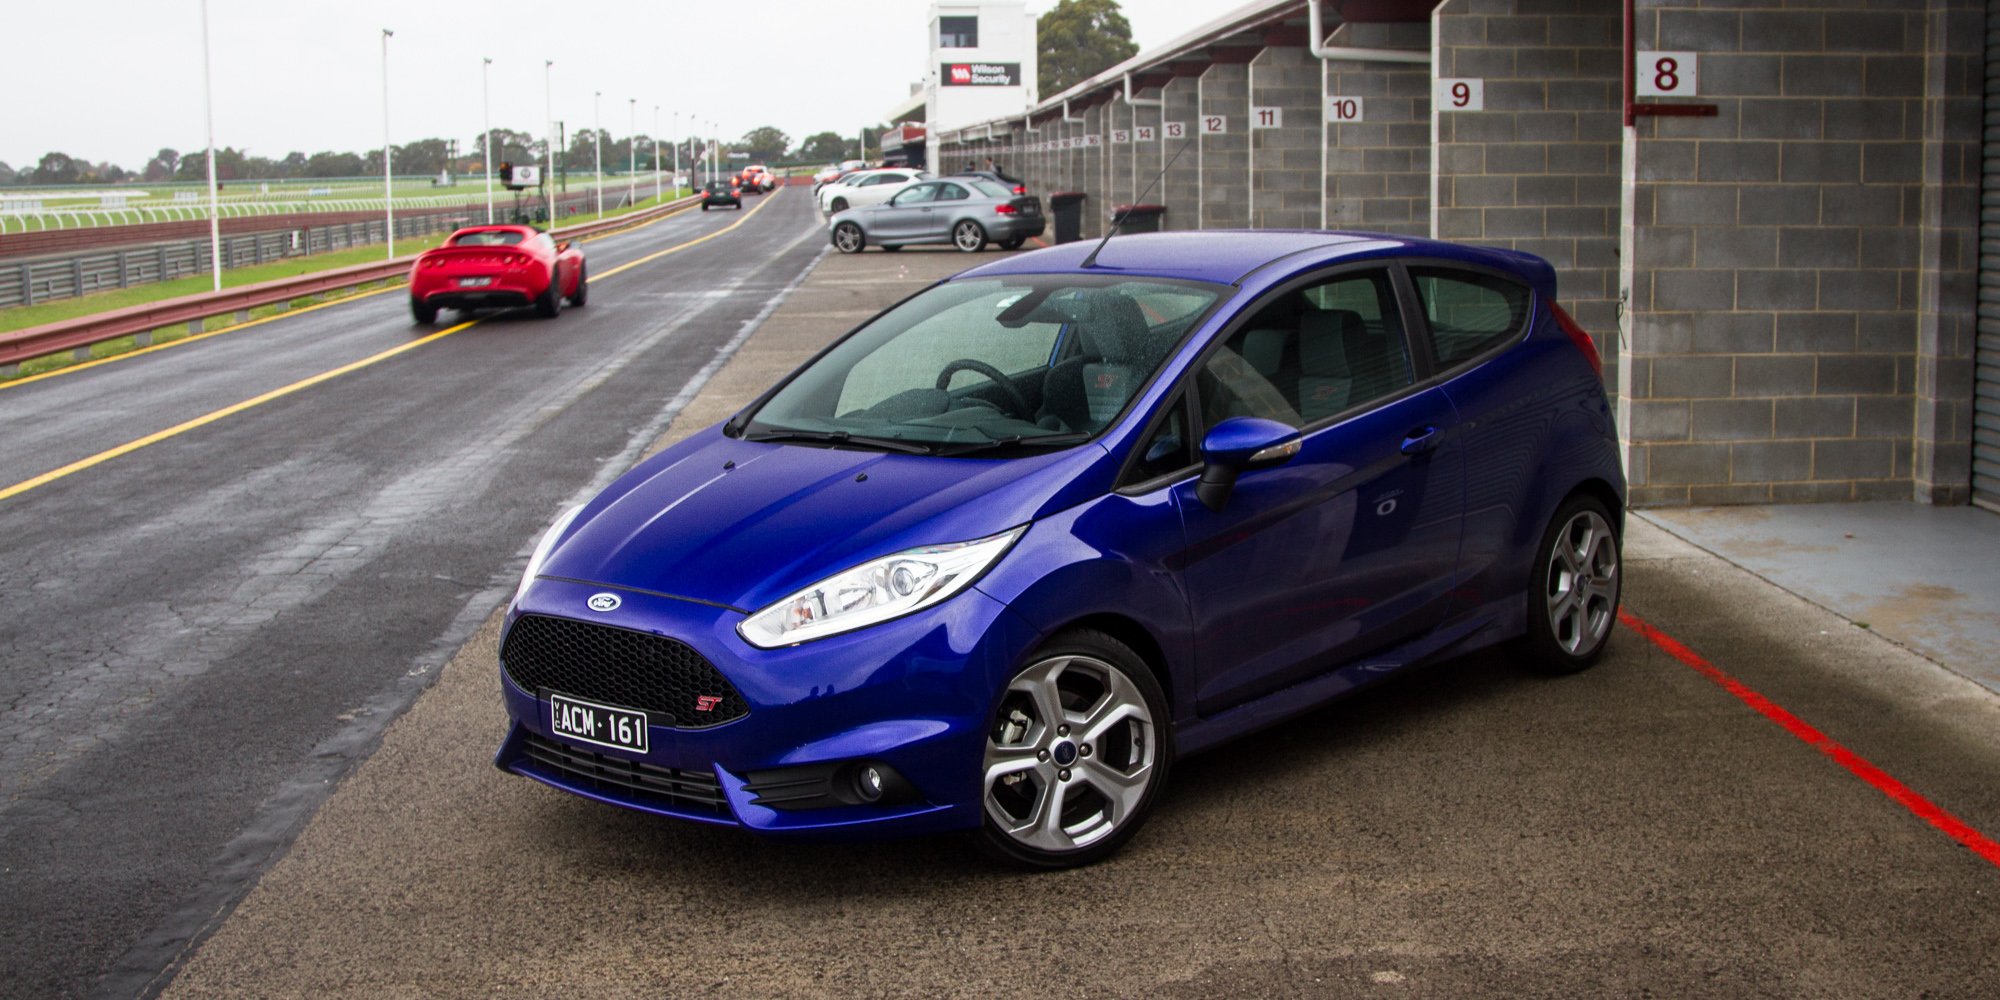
[{"x1": 1617, "y1": 608, "x2": 2000, "y2": 870}]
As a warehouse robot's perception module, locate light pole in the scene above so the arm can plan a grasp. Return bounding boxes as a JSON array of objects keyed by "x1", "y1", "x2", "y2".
[
  {"x1": 543, "y1": 60, "x2": 555, "y2": 225},
  {"x1": 593, "y1": 91, "x2": 603, "y2": 218},
  {"x1": 482, "y1": 57, "x2": 494, "y2": 224},
  {"x1": 628, "y1": 98, "x2": 637, "y2": 207},
  {"x1": 652, "y1": 104, "x2": 661, "y2": 202},
  {"x1": 198, "y1": 0, "x2": 221, "y2": 292},
  {"x1": 381, "y1": 28, "x2": 394, "y2": 260}
]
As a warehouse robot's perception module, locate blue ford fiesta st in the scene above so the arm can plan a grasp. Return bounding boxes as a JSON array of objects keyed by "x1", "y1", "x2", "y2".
[{"x1": 495, "y1": 230, "x2": 1625, "y2": 868}]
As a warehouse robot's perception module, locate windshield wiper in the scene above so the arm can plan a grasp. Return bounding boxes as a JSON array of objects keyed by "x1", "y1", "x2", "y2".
[
  {"x1": 934, "y1": 432, "x2": 1094, "y2": 457},
  {"x1": 742, "y1": 428, "x2": 935, "y2": 455}
]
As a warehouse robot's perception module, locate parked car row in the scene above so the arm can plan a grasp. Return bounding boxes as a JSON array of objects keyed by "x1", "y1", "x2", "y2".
[{"x1": 815, "y1": 164, "x2": 1043, "y2": 254}]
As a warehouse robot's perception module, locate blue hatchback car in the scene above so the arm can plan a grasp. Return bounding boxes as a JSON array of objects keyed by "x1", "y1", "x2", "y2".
[{"x1": 495, "y1": 230, "x2": 1625, "y2": 867}]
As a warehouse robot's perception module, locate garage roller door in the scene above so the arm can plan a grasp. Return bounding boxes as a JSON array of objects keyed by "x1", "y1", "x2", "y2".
[{"x1": 1979, "y1": 0, "x2": 2000, "y2": 509}]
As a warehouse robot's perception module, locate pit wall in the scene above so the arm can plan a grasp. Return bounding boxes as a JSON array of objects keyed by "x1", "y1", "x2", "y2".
[{"x1": 935, "y1": 0, "x2": 1985, "y2": 508}]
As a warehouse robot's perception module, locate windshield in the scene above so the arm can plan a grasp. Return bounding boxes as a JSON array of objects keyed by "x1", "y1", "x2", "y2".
[
  {"x1": 742, "y1": 275, "x2": 1222, "y2": 453},
  {"x1": 450, "y1": 230, "x2": 525, "y2": 246}
]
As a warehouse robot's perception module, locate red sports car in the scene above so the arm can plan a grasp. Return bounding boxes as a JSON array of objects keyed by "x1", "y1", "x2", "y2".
[{"x1": 409, "y1": 225, "x2": 586, "y2": 324}]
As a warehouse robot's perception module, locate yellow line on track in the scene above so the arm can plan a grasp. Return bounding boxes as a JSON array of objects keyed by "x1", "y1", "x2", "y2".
[{"x1": 0, "y1": 188, "x2": 788, "y2": 504}]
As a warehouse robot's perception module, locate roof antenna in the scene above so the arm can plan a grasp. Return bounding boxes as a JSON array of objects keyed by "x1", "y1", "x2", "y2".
[{"x1": 1080, "y1": 132, "x2": 1197, "y2": 269}]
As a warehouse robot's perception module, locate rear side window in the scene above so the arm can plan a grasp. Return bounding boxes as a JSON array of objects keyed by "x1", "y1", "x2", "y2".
[
  {"x1": 969, "y1": 180, "x2": 1012, "y2": 198},
  {"x1": 1408, "y1": 268, "x2": 1530, "y2": 369}
]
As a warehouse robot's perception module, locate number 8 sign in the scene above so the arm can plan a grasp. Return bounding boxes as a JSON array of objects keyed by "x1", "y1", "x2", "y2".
[
  {"x1": 1637, "y1": 51, "x2": 1698, "y2": 97},
  {"x1": 1435, "y1": 78, "x2": 1483, "y2": 112}
]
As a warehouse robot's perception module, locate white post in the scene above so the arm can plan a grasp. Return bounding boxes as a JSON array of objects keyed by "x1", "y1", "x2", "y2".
[
  {"x1": 653, "y1": 104, "x2": 661, "y2": 202},
  {"x1": 593, "y1": 91, "x2": 603, "y2": 219},
  {"x1": 199, "y1": 0, "x2": 222, "y2": 291},
  {"x1": 381, "y1": 28, "x2": 394, "y2": 259},
  {"x1": 628, "y1": 98, "x2": 637, "y2": 207},
  {"x1": 482, "y1": 57, "x2": 494, "y2": 225},
  {"x1": 672, "y1": 111, "x2": 681, "y2": 194},
  {"x1": 544, "y1": 60, "x2": 555, "y2": 225}
]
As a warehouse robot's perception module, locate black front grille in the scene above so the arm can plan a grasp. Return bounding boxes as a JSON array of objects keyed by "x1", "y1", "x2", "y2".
[
  {"x1": 519, "y1": 733, "x2": 728, "y2": 816},
  {"x1": 502, "y1": 614, "x2": 749, "y2": 729}
]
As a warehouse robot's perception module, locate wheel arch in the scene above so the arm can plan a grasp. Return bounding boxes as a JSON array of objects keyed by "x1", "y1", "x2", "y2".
[{"x1": 1043, "y1": 613, "x2": 1177, "y2": 718}]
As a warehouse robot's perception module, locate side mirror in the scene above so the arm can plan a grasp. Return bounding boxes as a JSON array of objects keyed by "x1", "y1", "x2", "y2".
[{"x1": 1196, "y1": 417, "x2": 1301, "y2": 511}]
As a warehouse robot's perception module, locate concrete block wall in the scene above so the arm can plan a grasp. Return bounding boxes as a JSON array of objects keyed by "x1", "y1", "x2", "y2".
[
  {"x1": 1619, "y1": 0, "x2": 1981, "y2": 506},
  {"x1": 1433, "y1": 0, "x2": 1624, "y2": 392},
  {"x1": 1200, "y1": 63, "x2": 1253, "y2": 229},
  {"x1": 1250, "y1": 46, "x2": 1323, "y2": 230},
  {"x1": 1108, "y1": 98, "x2": 1134, "y2": 211},
  {"x1": 1128, "y1": 86, "x2": 1168, "y2": 212},
  {"x1": 1324, "y1": 22, "x2": 1433, "y2": 236},
  {"x1": 1082, "y1": 102, "x2": 1108, "y2": 239},
  {"x1": 1162, "y1": 77, "x2": 1202, "y2": 230}
]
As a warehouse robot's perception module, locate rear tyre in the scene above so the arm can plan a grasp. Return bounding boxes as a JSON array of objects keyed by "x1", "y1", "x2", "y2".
[
  {"x1": 567, "y1": 263, "x2": 588, "y2": 307},
  {"x1": 534, "y1": 272, "x2": 563, "y2": 319},
  {"x1": 999, "y1": 238, "x2": 1025, "y2": 251},
  {"x1": 1515, "y1": 494, "x2": 1621, "y2": 674},
  {"x1": 832, "y1": 222, "x2": 865, "y2": 254},
  {"x1": 973, "y1": 629, "x2": 1170, "y2": 869},
  {"x1": 881, "y1": 243, "x2": 903, "y2": 252},
  {"x1": 702, "y1": 203, "x2": 710, "y2": 212},
  {"x1": 410, "y1": 298, "x2": 437, "y2": 325},
  {"x1": 953, "y1": 220, "x2": 987, "y2": 252}
]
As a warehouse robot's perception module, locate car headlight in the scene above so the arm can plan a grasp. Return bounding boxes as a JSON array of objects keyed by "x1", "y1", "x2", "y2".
[
  {"x1": 737, "y1": 526, "x2": 1026, "y2": 649},
  {"x1": 514, "y1": 504, "x2": 585, "y2": 607}
]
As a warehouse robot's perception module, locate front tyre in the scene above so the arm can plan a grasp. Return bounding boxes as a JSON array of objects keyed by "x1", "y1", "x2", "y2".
[
  {"x1": 953, "y1": 220, "x2": 987, "y2": 252},
  {"x1": 830, "y1": 197, "x2": 849, "y2": 212},
  {"x1": 832, "y1": 221, "x2": 865, "y2": 254},
  {"x1": 1517, "y1": 494, "x2": 1621, "y2": 674},
  {"x1": 999, "y1": 238, "x2": 1025, "y2": 251},
  {"x1": 976, "y1": 629, "x2": 1170, "y2": 869}
]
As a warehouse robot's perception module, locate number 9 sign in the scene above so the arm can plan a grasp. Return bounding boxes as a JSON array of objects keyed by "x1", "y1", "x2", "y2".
[
  {"x1": 1435, "y1": 78, "x2": 1483, "y2": 112},
  {"x1": 1636, "y1": 51, "x2": 1698, "y2": 97}
]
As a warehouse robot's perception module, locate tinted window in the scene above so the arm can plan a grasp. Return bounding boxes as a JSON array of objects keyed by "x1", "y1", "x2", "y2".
[
  {"x1": 1198, "y1": 269, "x2": 1413, "y2": 430},
  {"x1": 969, "y1": 180, "x2": 1012, "y2": 199},
  {"x1": 450, "y1": 230, "x2": 525, "y2": 246},
  {"x1": 1409, "y1": 267, "x2": 1530, "y2": 368},
  {"x1": 939, "y1": 15, "x2": 978, "y2": 47},
  {"x1": 936, "y1": 183, "x2": 970, "y2": 201},
  {"x1": 892, "y1": 184, "x2": 939, "y2": 205}
]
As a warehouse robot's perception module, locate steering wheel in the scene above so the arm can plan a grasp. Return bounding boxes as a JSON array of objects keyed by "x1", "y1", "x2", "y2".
[{"x1": 935, "y1": 358, "x2": 1032, "y2": 418}]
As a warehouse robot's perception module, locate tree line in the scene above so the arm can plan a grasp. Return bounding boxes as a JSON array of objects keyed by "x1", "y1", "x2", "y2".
[{"x1": 0, "y1": 126, "x2": 877, "y2": 188}]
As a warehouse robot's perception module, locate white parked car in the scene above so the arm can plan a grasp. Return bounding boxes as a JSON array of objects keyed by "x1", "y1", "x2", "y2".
[{"x1": 817, "y1": 169, "x2": 930, "y2": 214}]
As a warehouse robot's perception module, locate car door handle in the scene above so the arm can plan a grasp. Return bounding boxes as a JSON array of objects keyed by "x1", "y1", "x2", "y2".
[{"x1": 1400, "y1": 426, "x2": 1441, "y2": 456}]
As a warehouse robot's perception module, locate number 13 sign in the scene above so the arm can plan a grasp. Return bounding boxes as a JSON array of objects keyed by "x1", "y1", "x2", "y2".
[{"x1": 1637, "y1": 51, "x2": 1698, "y2": 97}]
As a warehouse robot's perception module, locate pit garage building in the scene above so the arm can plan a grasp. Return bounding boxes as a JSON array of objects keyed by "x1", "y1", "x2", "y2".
[{"x1": 934, "y1": 0, "x2": 1997, "y2": 512}]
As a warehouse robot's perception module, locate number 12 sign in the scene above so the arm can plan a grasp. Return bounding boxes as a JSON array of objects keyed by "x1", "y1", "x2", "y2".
[
  {"x1": 1637, "y1": 51, "x2": 1698, "y2": 97},
  {"x1": 1436, "y1": 78, "x2": 1483, "y2": 111}
]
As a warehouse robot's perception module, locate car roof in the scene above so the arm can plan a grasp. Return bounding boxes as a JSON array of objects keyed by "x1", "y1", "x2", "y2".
[{"x1": 950, "y1": 230, "x2": 1553, "y2": 289}]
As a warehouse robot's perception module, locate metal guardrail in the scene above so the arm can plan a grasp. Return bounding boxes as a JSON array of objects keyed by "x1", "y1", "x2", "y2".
[{"x1": 0, "y1": 193, "x2": 701, "y2": 374}]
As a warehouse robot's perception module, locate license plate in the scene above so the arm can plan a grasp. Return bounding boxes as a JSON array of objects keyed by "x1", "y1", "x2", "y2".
[
  {"x1": 1023, "y1": 205, "x2": 1038, "y2": 214},
  {"x1": 549, "y1": 693, "x2": 649, "y2": 753},
  {"x1": 458, "y1": 276, "x2": 493, "y2": 287}
]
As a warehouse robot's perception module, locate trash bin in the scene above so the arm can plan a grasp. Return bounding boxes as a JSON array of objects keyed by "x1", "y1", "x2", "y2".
[
  {"x1": 1111, "y1": 203, "x2": 1167, "y2": 234},
  {"x1": 1049, "y1": 192, "x2": 1087, "y2": 244}
]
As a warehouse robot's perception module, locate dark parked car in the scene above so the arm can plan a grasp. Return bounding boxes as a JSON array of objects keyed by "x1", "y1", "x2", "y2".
[
  {"x1": 496, "y1": 230, "x2": 1625, "y2": 868},
  {"x1": 828, "y1": 178, "x2": 1044, "y2": 253}
]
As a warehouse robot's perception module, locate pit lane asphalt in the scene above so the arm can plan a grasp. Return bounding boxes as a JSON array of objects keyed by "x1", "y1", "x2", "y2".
[
  {"x1": 0, "y1": 187, "x2": 830, "y2": 999},
  {"x1": 153, "y1": 247, "x2": 2000, "y2": 998}
]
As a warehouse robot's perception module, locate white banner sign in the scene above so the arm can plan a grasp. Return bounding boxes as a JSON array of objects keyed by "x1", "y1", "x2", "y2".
[
  {"x1": 1251, "y1": 106, "x2": 1282, "y2": 129},
  {"x1": 1637, "y1": 51, "x2": 1698, "y2": 97},
  {"x1": 1201, "y1": 114, "x2": 1228, "y2": 135},
  {"x1": 1436, "y1": 78, "x2": 1484, "y2": 111},
  {"x1": 1135, "y1": 125, "x2": 1156, "y2": 141},
  {"x1": 1325, "y1": 96, "x2": 1365, "y2": 122},
  {"x1": 1164, "y1": 121, "x2": 1187, "y2": 139}
]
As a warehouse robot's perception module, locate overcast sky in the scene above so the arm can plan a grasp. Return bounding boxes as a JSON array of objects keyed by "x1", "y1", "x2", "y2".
[{"x1": 4, "y1": 0, "x2": 1224, "y2": 172}]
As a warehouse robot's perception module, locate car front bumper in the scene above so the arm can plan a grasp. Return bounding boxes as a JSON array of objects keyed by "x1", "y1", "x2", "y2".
[{"x1": 494, "y1": 576, "x2": 1039, "y2": 840}]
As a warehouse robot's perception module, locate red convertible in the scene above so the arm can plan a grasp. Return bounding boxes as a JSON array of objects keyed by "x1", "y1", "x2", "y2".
[{"x1": 409, "y1": 225, "x2": 586, "y2": 324}]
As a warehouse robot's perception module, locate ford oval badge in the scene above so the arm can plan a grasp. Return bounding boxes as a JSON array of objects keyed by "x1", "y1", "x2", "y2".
[{"x1": 586, "y1": 593, "x2": 621, "y2": 613}]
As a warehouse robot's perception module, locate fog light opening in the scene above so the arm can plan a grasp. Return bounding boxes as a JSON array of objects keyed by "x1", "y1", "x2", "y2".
[{"x1": 854, "y1": 764, "x2": 886, "y2": 802}]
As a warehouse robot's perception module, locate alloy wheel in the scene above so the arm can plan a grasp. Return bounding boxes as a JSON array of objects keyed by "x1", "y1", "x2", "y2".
[
  {"x1": 953, "y1": 221, "x2": 985, "y2": 252},
  {"x1": 982, "y1": 654, "x2": 1157, "y2": 853},
  {"x1": 1544, "y1": 508, "x2": 1618, "y2": 656}
]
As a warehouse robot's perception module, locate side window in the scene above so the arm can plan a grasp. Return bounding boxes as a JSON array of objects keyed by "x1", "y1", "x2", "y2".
[
  {"x1": 1409, "y1": 267, "x2": 1530, "y2": 369},
  {"x1": 936, "y1": 183, "x2": 970, "y2": 201},
  {"x1": 1196, "y1": 269, "x2": 1412, "y2": 430},
  {"x1": 893, "y1": 184, "x2": 939, "y2": 205},
  {"x1": 1127, "y1": 394, "x2": 1194, "y2": 486}
]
